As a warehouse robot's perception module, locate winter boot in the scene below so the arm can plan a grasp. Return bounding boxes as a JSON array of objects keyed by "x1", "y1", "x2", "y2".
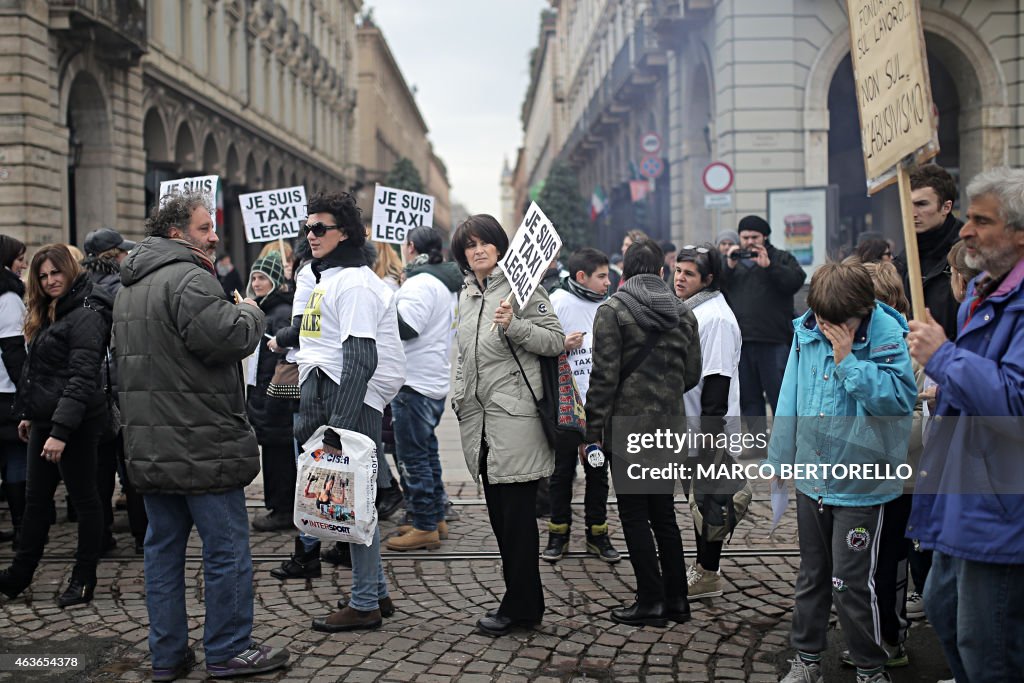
[
  {"x1": 270, "y1": 537, "x2": 321, "y2": 580},
  {"x1": 586, "y1": 523, "x2": 621, "y2": 563},
  {"x1": 541, "y1": 522, "x2": 570, "y2": 563},
  {"x1": 0, "y1": 564, "x2": 33, "y2": 599}
]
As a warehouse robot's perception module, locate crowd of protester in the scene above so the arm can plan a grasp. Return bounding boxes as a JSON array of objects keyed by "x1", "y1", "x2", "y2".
[{"x1": 0, "y1": 162, "x2": 1021, "y2": 683}]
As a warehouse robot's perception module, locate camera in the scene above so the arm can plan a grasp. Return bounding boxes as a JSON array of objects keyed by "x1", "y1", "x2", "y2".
[{"x1": 729, "y1": 249, "x2": 756, "y2": 260}]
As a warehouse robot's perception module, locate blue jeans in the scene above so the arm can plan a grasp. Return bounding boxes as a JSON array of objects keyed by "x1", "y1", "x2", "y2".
[
  {"x1": 738, "y1": 341, "x2": 789, "y2": 417},
  {"x1": 0, "y1": 439, "x2": 27, "y2": 483},
  {"x1": 143, "y1": 489, "x2": 253, "y2": 668},
  {"x1": 391, "y1": 388, "x2": 446, "y2": 531},
  {"x1": 923, "y1": 551, "x2": 1024, "y2": 682}
]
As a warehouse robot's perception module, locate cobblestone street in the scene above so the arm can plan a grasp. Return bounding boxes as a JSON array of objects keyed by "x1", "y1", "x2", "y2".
[{"x1": 0, "y1": 413, "x2": 952, "y2": 682}]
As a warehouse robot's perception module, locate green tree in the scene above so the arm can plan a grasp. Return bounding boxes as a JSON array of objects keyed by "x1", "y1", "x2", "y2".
[
  {"x1": 538, "y1": 161, "x2": 590, "y2": 253},
  {"x1": 385, "y1": 157, "x2": 425, "y2": 194}
]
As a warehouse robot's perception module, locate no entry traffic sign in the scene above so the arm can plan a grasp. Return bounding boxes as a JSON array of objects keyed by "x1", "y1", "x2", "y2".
[{"x1": 702, "y1": 162, "x2": 734, "y2": 193}]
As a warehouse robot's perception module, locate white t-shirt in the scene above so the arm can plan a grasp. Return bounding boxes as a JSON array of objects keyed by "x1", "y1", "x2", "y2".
[
  {"x1": 0, "y1": 290, "x2": 26, "y2": 393},
  {"x1": 395, "y1": 271, "x2": 457, "y2": 400},
  {"x1": 683, "y1": 292, "x2": 742, "y2": 436},
  {"x1": 286, "y1": 263, "x2": 315, "y2": 363},
  {"x1": 296, "y1": 265, "x2": 406, "y2": 412},
  {"x1": 550, "y1": 287, "x2": 601, "y2": 402}
]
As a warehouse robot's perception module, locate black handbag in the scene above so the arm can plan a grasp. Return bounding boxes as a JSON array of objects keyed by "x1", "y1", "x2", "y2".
[{"x1": 101, "y1": 351, "x2": 121, "y2": 441}]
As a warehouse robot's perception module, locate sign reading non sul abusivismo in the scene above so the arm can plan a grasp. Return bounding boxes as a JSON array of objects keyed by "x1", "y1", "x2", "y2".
[
  {"x1": 239, "y1": 186, "x2": 308, "y2": 243},
  {"x1": 371, "y1": 184, "x2": 435, "y2": 244},
  {"x1": 846, "y1": 0, "x2": 938, "y2": 192}
]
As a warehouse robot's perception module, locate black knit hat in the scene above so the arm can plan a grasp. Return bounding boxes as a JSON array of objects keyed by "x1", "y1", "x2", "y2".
[
  {"x1": 738, "y1": 215, "x2": 771, "y2": 237},
  {"x1": 323, "y1": 428, "x2": 343, "y2": 451}
]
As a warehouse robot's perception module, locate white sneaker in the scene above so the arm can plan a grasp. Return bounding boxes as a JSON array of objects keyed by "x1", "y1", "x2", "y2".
[
  {"x1": 686, "y1": 564, "x2": 699, "y2": 583},
  {"x1": 779, "y1": 658, "x2": 823, "y2": 683},
  {"x1": 856, "y1": 671, "x2": 892, "y2": 683},
  {"x1": 906, "y1": 591, "x2": 925, "y2": 619}
]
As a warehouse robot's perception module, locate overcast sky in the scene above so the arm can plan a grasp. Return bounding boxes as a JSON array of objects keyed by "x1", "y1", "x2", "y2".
[{"x1": 368, "y1": 1, "x2": 549, "y2": 218}]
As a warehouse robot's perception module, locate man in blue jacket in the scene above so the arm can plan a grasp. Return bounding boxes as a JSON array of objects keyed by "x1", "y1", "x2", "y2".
[{"x1": 907, "y1": 167, "x2": 1024, "y2": 683}]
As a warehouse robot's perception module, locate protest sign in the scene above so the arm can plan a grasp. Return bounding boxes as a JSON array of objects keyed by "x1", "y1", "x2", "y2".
[
  {"x1": 371, "y1": 185, "x2": 435, "y2": 245},
  {"x1": 239, "y1": 186, "x2": 308, "y2": 243},
  {"x1": 159, "y1": 175, "x2": 219, "y2": 231},
  {"x1": 846, "y1": 0, "x2": 938, "y2": 192},
  {"x1": 499, "y1": 202, "x2": 562, "y2": 309}
]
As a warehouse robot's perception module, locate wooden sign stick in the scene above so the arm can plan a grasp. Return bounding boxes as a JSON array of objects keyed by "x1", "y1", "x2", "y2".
[
  {"x1": 897, "y1": 159, "x2": 927, "y2": 322},
  {"x1": 489, "y1": 294, "x2": 513, "y2": 333}
]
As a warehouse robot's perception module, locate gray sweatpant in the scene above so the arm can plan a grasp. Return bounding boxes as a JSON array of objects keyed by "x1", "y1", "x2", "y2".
[{"x1": 791, "y1": 492, "x2": 888, "y2": 670}]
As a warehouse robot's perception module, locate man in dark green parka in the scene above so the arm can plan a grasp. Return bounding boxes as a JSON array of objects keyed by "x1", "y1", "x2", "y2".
[{"x1": 112, "y1": 189, "x2": 289, "y2": 680}]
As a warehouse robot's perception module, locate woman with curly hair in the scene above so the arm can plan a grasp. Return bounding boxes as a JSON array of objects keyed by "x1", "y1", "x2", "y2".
[{"x1": 0, "y1": 244, "x2": 111, "y2": 607}]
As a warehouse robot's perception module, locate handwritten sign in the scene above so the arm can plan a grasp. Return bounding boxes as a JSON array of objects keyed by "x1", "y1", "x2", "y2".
[
  {"x1": 239, "y1": 186, "x2": 308, "y2": 243},
  {"x1": 499, "y1": 202, "x2": 562, "y2": 308},
  {"x1": 846, "y1": 0, "x2": 938, "y2": 192},
  {"x1": 159, "y1": 175, "x2": 219, "y2": 230},
  {"x1": 371, "y1": 185, "x2": 435, "y2": 244}
]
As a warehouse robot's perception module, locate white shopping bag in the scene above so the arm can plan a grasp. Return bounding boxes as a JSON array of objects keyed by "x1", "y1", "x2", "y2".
[{"x1": 293, "y1": 425, "x2": 379, "y2": 546}]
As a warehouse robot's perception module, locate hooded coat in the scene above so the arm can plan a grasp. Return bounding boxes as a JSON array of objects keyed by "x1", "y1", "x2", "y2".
[
  {"x1": 112, "y1": 236, "x2": 265, "y2": 495},
  {"x1": 452, "y1": 268, "x2": 564, "y2": 484},
  {"x1": 16, "y1": 273, "x2": 111, "y2": 443}
]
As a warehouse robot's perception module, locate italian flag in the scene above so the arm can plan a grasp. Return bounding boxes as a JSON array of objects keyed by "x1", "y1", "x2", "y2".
[{"x1": 590, "y1": 185, "x2": 607, "y2": 221}]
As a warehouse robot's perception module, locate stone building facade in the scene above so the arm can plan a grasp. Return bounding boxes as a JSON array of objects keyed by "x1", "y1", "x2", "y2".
[
  {"x1": 518, "y1": 0, "x2": 1022, "y2": 258},
  {"x1": 355, "y1": 19, "x2": 450, "y2": 235},
  {"x1": 2, "y1": 0, "x2": 448, "y2": 268}
]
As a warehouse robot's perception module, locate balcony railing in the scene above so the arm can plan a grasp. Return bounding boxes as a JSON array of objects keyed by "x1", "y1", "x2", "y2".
[{"x1": 50, "y1": 0, "x2": 147, "y2": 63}]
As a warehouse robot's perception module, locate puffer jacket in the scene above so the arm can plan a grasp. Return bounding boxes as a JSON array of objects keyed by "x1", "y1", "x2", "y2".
[
  {"x1": 452, "y1": 268, "x2": 565, "y2": 484},
  {"x1": 765, "y1": 302, "x2": 916, "y2": 507},
  {"x1": 113, "y1": 237, "x2": 265, "y2": 495},
  {"x1": 908, "y1": 258, "x2": 1024, "y2": 564},
  {"x1": 245, "y1": 287, "x2": 295, "y2": 445},
  {"x1": 585, "y1": 277, "x2": 703, "y2": 444},
  {"x1": 16, "y1": 273, "x2": 110, "y2": 442}
]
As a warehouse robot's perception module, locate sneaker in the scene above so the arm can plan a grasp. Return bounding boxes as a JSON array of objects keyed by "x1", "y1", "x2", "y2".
[
  {"x1": 152, "y1": 648, "x2": 196, "y2": 682},
  {"x1": 443, "y1": 500, "x2": 460, "y2": 522},
  {"x1": 841, "y1": 645, "x2": 909, "y2": 669},
  {"x1": 585, "y1": 525, "x2": 621, "y2": 563},
  {"x1": 906, "y1": 591, "x2": 925, "y2": 620},
  {"x1": 855, "y1": 671, "x2": 892, "y2": 683},
  {"x1": 687, "y1": 564, "x2": 723, "y2": 599},
  {"x1": 541, "y1": 524, "x2": 569, "y2": 563},
  {"x1": 780, "y1": 657, "x2": 823, "y2": 683},
  {"x1": 686, "y1": 564, "x2": 699, "y2": 584},
  {"x1": 206, "y1": 642, "x2": 289, "y2": 678}
]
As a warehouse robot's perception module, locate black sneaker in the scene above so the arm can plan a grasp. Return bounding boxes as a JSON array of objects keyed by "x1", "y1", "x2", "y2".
[
  {"x1": 586, "y1": 528, "x2": 621, "y2": 563},
  {"x1": 443, "y1": 500, "x2": 461, "y2": 522},
  {"x1": 152, "y1": 647, "x2": 196, "y2": 682},
  {"x1": 541, "y1": 530, "x2": 569, "y2": 563}
]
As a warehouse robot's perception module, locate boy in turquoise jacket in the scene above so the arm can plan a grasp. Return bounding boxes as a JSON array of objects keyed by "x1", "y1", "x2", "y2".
[{"x1": 767, "y1": 259, "x2": 916, "y2": 683}]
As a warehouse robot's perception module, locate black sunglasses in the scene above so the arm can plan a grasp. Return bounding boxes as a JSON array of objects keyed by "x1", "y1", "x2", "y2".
[{"x1": 302, "y1": 222, "x2": 340, "y2": 238}]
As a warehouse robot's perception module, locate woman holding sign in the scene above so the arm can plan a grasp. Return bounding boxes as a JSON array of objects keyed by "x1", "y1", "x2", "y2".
[{"x1": 450, "y1": 214, "x2": 564, "y2": 636}]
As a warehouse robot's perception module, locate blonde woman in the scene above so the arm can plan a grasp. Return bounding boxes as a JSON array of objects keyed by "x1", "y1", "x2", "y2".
[{"x1": 372, "y1": 241, "x2": 403, "y2": 291}]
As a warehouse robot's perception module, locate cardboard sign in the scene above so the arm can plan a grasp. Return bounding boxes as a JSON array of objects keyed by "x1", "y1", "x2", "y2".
[
  {"x1": 498, "y1": 202, "x2": 562, "y2": 308},
  {"x1": 239, "y1": 186, "x2": 308, "y2": 243},
  {"x1": 846, "y1": 0, "x2": 938, "y2": 193},
  {"x1": 159, "y1": 175, "x2": 219, "y2": 231},
  {"x1": 371, "y1": 185, "x2": 435, "y2": 244}
]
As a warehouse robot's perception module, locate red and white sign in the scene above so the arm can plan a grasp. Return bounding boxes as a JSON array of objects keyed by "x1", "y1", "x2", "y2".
[
  {"x1": 640, "y1": 132, "x2": 662, "y2": 155},
  {"x1": 639, "y1": 154, "x2": 664, "y2": 180},
  {"x1": 702, "y1": 162, "x2": 734, "y2": 194}
]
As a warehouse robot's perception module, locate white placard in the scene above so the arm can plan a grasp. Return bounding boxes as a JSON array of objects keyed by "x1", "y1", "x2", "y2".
[
  {"x1": 159, "y1": 175, "x2": 219, "y2": 231},
  {"x1": 704, "y1": 193, "x2": 733, "y2": 209},
  {"x1": 371, "y1": 185, "x2": 435, "y2": 244},
  {"x1": 239, "y1": 186, "x2": 308, "y2": 243},
  {"x1": 498, "y1": 202, "x2": 562, "y2": 309}
]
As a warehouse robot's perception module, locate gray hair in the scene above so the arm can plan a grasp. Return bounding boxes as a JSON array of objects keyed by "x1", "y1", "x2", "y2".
[
  {"x1": 966, "y1": 167, "x2": 1024, "y2": 232},
  {"x1": 145, "y1": 188, "x2": 211, "y2": 238}
]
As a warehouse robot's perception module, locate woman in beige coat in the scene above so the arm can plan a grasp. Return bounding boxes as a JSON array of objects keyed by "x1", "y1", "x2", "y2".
[{"x1": 450, "y1": 214, "x2": 564, "y2": 636}]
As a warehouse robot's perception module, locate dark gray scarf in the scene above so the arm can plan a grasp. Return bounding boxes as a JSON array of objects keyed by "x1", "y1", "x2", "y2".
[
  {"x1": 683, "y1": 288, "x2": 719, "y2": 311},
  {"x1": 613, "y1": 273, "x2": 683, "y2": 331}
]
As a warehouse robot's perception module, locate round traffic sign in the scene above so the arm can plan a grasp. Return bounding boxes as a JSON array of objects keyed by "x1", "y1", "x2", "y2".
[
  {"x1": 639, "y1": 154, "x2": 664, "y2": 180},
  {"x1": 640, "y1": 132, "x2": 662, "y2": 155},
  {"x1": 702, "y1": 162, "x2": 734, "y2": 193}
]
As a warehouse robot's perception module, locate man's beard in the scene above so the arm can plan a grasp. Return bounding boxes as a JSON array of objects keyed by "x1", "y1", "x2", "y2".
[{"x1": 964, "y1": 242, "x2": 1019, "y2": 277}]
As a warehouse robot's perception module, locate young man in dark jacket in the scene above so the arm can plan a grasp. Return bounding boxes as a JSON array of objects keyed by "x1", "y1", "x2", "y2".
[
  {"x1": 894, "y1": 163, "x2": 962, "y2": 340},
  {"x1": 585, "y1": 240, "x2": 702, "y2": 627},
  {"x1": 719, "y1": 215, "x2": 806, "y2": 417},
  {"x1": 113, "y1": 190, "x2": 289, "y2": 680}
]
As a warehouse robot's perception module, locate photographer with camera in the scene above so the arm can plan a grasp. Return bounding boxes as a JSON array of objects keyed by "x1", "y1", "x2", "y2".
[{"x1": 719, "y1": 215, "x2": 806, "y2": 418}]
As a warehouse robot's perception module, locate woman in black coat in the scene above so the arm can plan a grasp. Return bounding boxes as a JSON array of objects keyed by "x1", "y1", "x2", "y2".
[
  {"x1": 245, "y1": 254, "x2": 297, "y2": 531},
  {"x1": 0, "y1": 235, "x2": 28, "y2": 546},
  {"x1": 0, "y1": 244, "x2": 110, "y2": 607}
]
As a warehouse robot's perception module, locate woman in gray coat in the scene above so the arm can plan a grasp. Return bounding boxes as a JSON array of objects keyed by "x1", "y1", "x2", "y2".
[{"x1": 450, "y1": 215, "x2": 564, "y2": 636}]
